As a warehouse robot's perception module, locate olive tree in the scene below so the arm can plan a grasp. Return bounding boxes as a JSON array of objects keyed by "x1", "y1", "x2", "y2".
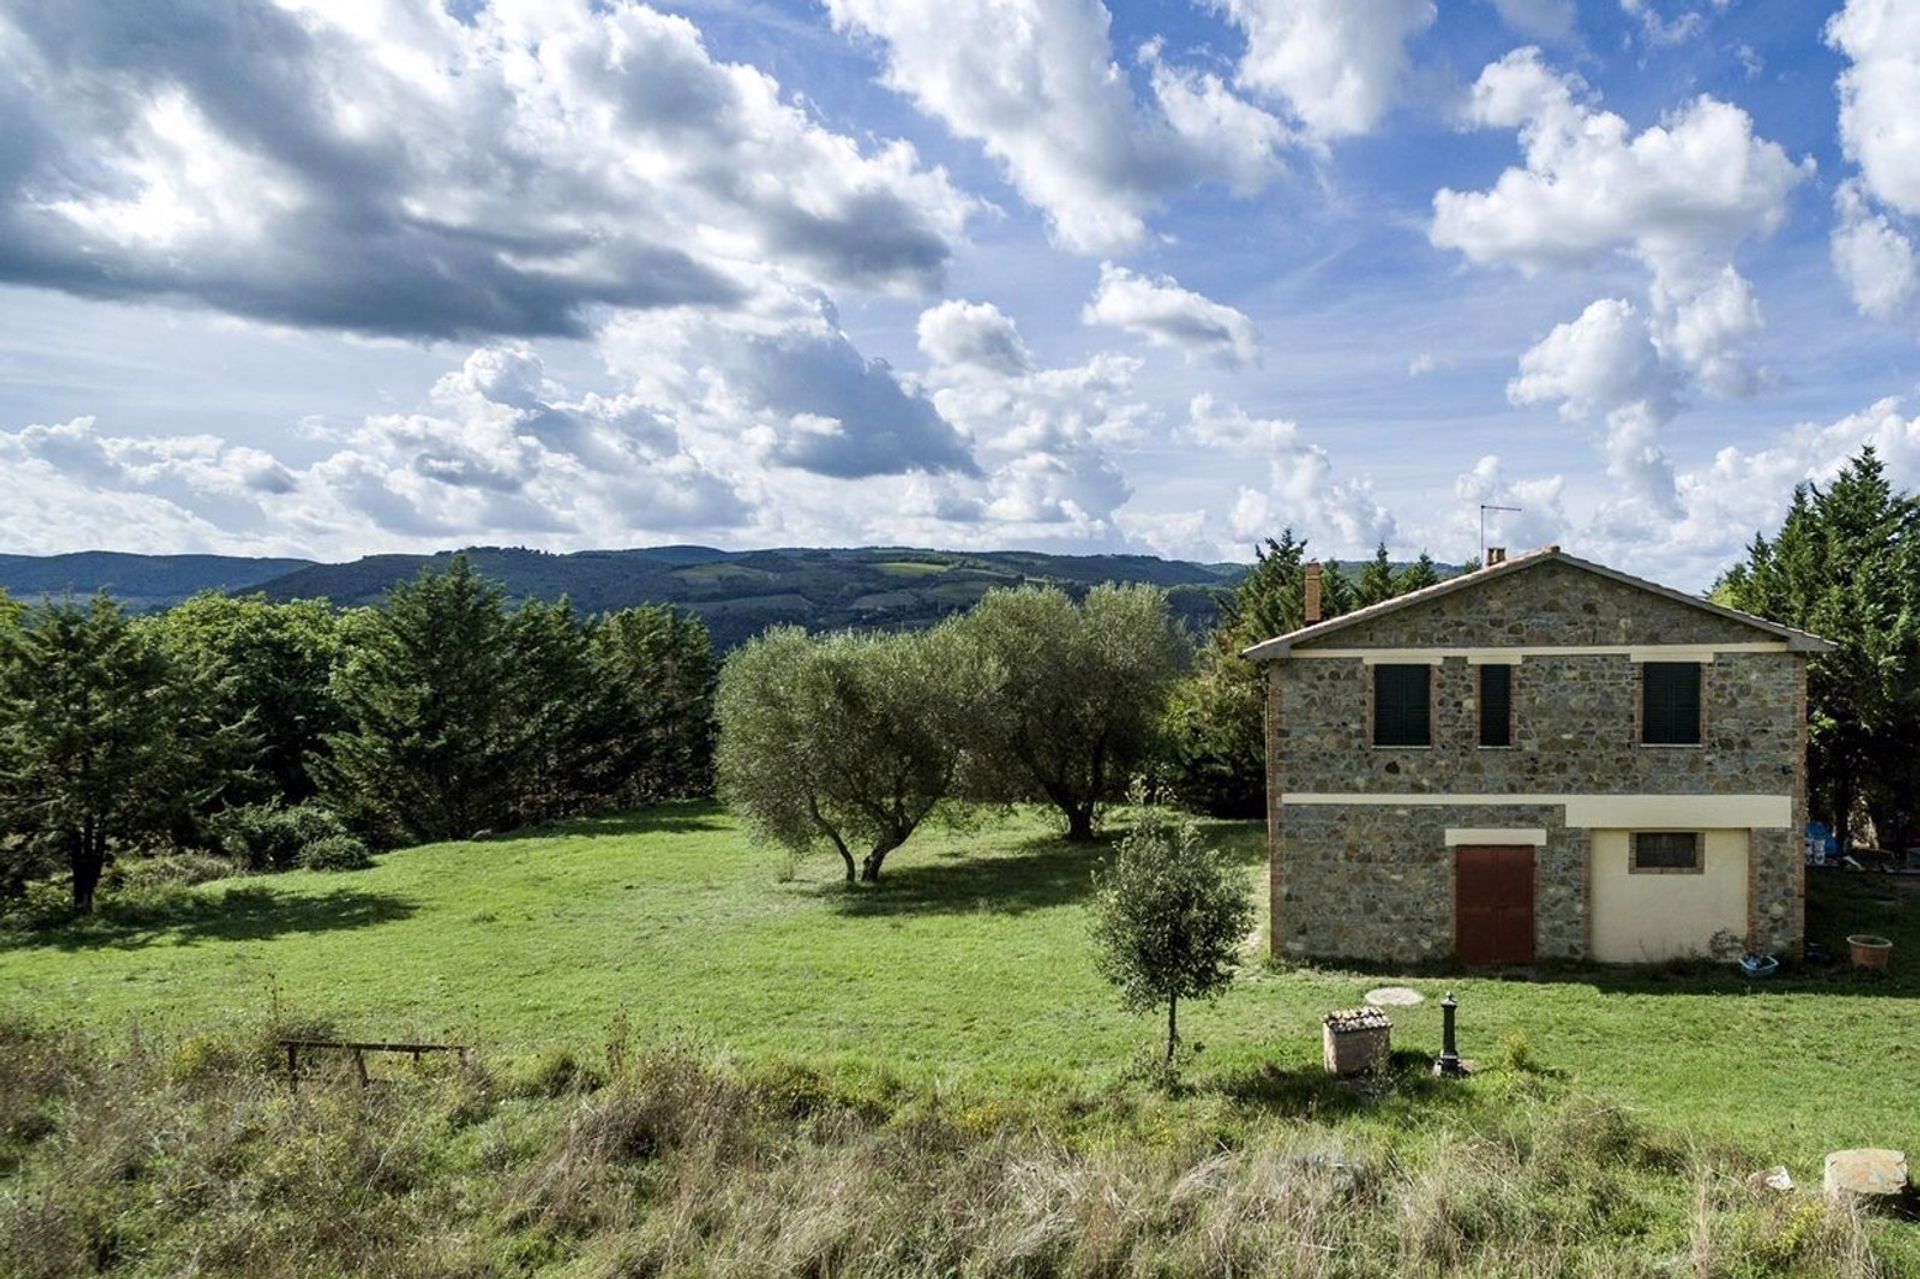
[
  {"x1": 955, "y1": 584, "x2": 1187, "y2": 840},
  {"x1": 1090, "y1": 802, "x2": 1255, "y2": 1069},
  {"x1": 715, "y1": 622, "x2": 982, "y2": 883}
]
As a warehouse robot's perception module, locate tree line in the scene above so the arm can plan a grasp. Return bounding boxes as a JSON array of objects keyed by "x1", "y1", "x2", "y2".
[
  {"x1": 1718, "y1": 446, "x2": 1920, "y2": 855},
  {"x1": 0, "y1": 557, "x2": 716, "y2": 912}
]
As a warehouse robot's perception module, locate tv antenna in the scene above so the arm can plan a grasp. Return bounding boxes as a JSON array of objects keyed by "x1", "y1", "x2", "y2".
[{"x1": 1479, "y1": 503, "x2": 1521, "y2": 565}]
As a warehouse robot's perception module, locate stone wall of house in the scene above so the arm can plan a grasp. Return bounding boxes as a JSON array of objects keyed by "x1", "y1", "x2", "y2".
[
  {"x1": 1274, "y1": 798, "x2": 1581, "y2": 962},
  {"x1": 1307, "y1": 557, "x2": 1766, "y2": 649},
  {"x1": 1276, "y1": 649, "x2": 1802, "y2": 795},
  {"x1": 1265, "y1": 558, "x2": 1810, "y2": 964}
]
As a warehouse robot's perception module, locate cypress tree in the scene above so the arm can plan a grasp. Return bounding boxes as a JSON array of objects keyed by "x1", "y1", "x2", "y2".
[
  {"x1": 1720, "y1": 447, "x2": 1920, "y2": 852},
  {"x1": 320, "y1": 557, "x2": 528, "y2": 844},
  {"x1": 1355, "y1": 542, "x2": 1398, "y2": 607},
  {"x1": 0, "y1": 595, "x2": 239, "y2": 910}
]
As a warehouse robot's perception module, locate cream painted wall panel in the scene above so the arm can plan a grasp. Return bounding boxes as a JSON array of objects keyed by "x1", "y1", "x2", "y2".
[{"x1": 1589, "y1": 830, "x2": 1749, "y2": 963}]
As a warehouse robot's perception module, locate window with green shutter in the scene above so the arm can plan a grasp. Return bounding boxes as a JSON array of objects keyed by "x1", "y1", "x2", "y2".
[
  {"x1": 1373, "y1": 664, "x2": 1431, "y2": 747},
  {"x1": 1479, "y1": 664, "x2": 1512, "y2": 747},
  {"x1": 1641, "y1": 662, "x2": 1702, "y2": 745}
]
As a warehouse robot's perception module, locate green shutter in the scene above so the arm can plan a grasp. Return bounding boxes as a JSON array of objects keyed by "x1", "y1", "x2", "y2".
[
  {"x1": 1642, "y1": 662, "x2": 1702, "y2": 745},
  {"x1": 1479, "y1": 664, "x2": 1512, "y2": 747},
  {"x1": 1373, "y1": 664, "x2": 1431, "y2": 747}
]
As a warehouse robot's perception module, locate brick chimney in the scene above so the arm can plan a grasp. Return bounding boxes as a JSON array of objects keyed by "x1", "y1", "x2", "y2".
[
  {"x1": 1303, "y1": 560, "x2": 1323, "y2": 624},
  {"x1": 1486, "y1": 546, "x2": 1507, "y2": 566}
]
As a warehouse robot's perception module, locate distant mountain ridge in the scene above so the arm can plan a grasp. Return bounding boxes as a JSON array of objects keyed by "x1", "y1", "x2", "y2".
[
  {"x1": 0, "y1": 545, "x2": 1248, "y2": 649},
  {"x1": 0, "y1": 544, "x2": 1458, "y2": 649},
  {"x1": 0, "y1": 552, "x2": 315, "y2": 613}
]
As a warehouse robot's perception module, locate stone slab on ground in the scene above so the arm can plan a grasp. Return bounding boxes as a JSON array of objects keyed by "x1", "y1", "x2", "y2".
[
  {"x1": 1823, "y1": 1149, "x2": 1909, "y2": 1202},
  {"x1": 1364, "y1": 986, "x2": 1424, "y2": 1007}
]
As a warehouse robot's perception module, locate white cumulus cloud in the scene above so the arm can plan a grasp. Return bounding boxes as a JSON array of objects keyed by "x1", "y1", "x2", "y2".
[
  {"x1": 1082, "y1": 263, "x2": 1262, "y2": 369},
  {"x1": 1183, "y1": 394, "x2": 1395, "y2": 554},
  {"x1": 0, "y1": 345, "x2": 756, "y2": 557},
  {"x1": 1826, "y1": 2, "x2": 1920, "y2": 334},
  {"x1": 1212, "y1": 0, "x2": 1437, "y2": 140},
  {"x1": 1832, "y1": 183, "x2": 1918, "y2": 323},
  {"x1": 915, "y1": 300, "x2": 1035, "y2": 377},
  {"x1": 1436, "y1": 47, "x2": 1810, "y2": 507},
  {"x1": 1433, "y1": 48, "x2": 1808, "y2": 284},
  {"x1": 0, "y1": 0, "x2": 975, "y2": 337},
  {"x1": 913, "y1": 301, "x2": 1149, "y2": 543},
  {"x1": 599, "y1": 290, "x2": 977, "y2": 481},
  {"x1": 1507, "y1": 298, "x2": 1681, "y2": 517},
  {"x1": 1828, "y1": 0, "x2": 1920, "y2": 218},
  {"x1": 825, "y1": 0, "x2": 1290, "y2": 253}
]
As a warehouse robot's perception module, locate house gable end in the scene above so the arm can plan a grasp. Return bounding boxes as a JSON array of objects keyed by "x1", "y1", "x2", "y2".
[{"x1": 1247, "y1": 551, "x2": 1831, "y2": 658}]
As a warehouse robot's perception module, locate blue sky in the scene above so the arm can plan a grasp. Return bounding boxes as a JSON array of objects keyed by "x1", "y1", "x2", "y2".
[{"x1": 1, "y1": 0, "x2": 1917, "y2": 586}]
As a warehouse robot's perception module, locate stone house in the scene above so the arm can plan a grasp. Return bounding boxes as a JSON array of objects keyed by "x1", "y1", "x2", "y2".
[{"x1": 1245, "y1": 546, "x2": 1833, "y2": 966}]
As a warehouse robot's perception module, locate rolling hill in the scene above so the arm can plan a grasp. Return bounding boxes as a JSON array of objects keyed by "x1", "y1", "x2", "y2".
[
  {"x1": 0, "y1": 545, "x2": 1251, "y2": 648},
  {"x1": 0, "y1": 552, "x2": 315, "y2": 614},
  {"x1": 0, "y1": 544, "x2": 1463, "y2": 649}
]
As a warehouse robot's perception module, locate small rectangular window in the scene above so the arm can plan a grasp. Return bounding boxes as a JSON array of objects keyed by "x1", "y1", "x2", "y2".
[
  {"x1": 1373, "y1": 664, "x2": 1431, "y2": 747},
  {"x1": 1479, "y1": 664, "x2": 1512, "y2": 747},
  {"x1": 1642, "y1": 662, "x2": 1702, "y2": 745},
  {"x1": 1632, "y1": 831, "x2": 1702, "y2": 872}
]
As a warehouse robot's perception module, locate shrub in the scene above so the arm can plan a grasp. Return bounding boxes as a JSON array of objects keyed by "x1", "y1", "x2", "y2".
[
  {"x1": 297, "y1": 834, "x2": 373, "y2": 873},
  {"x1": 117, "y1": 851, "x2": 238, "y2": 889},
  {"x1": 507, "y1": 1048, "x2": 599, "y2": 1099},
  {"x1": 95, "y1": 878, "x2": 196, "y2": 928},
  {"x1": 206, "y1": 801, "x2": 348, "y2": 872},
  {"x1": 0, "y1": 880, "x2": 79, "y2": 932},
  {"x1": 1495, "y1": 1031, "x2": 1543, "y2": 1075},
  {"x1": 168, "y1": 1031, "x2": 249, "y2": 1084}
]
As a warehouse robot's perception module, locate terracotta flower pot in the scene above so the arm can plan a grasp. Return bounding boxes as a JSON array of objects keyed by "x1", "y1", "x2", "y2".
[{"x1": 1847, "y1": 934, "x2": 1893, "y2": 969}]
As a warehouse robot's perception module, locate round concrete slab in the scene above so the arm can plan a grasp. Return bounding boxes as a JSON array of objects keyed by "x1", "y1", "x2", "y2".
[{"x1": 1364, "y1": 986, "x2": 1425, "y2": 1007}]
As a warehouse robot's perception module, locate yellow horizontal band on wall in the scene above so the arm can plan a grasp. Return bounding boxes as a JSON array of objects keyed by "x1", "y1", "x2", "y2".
[
  {"x1": 1280, "y1": 793, "x2": 1794, "y2": 831},
  {"x1": 1626, "y1": 647, "x2": 1721, "y2": 664},
  {"x1": 1561, "y1": 795, "x2": 1791, "y2": 829},
  {"x1": 1443, "y1": 827, "x2": 1548, "y2": 846},
  {"x1": 1294, "y1": 642, "x2": 1788, "y2": 662}
]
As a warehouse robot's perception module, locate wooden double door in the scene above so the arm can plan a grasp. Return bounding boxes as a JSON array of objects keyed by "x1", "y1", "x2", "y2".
[{"x1": 1454, "y1": 845, "x2": 1535, "y2": 966}]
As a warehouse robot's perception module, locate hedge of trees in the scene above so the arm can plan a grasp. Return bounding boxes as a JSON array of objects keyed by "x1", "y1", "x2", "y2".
[
  {"x1": 1718, "y1": 447, "x2": 1920, "y2": 854},
  {"x1": 0, "y1": 557, "x2": 716, "y2": 912}
]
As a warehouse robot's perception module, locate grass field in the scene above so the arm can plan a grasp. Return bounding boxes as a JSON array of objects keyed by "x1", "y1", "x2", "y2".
[
  {"x1": 5, "y1": 803, "x2": 1918, "y2": 1275},
  {"x1": 873, "y1": 560, "x2": 952, "y2": 577},
  {"x1": 4, "y1": 802, "x2": 1916, "y2": 1170}
]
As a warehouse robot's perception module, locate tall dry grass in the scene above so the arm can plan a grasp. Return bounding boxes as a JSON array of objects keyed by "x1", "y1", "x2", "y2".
[{"x1": 0, "y1": 1019, "x2": 1895, "y2": 1279}]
